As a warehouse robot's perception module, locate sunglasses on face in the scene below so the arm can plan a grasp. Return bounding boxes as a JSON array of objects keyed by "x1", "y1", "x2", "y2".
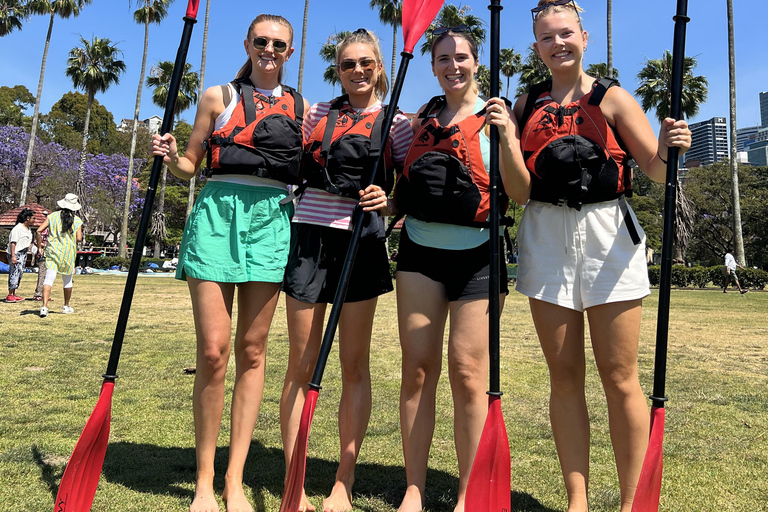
[
  {"x1": 338, "y1": 58, "x2": 377, "y2": 73},
  {"x1": 531, "y1": 0, "x2": 580, "y2": 22},
  {"x1": 433, "y1": 24, "x2": 470, "y2": 37},
  {"x1": 252, "y1": 36, "x2": 288, "y2": 53}
]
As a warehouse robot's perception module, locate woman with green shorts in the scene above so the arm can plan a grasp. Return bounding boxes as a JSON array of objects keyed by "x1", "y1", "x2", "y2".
[{"x1": 151, "y1": 14, "x2": 309, "y2": 512}]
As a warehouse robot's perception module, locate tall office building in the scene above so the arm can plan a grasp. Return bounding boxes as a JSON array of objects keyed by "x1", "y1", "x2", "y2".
[
  {"x1": 761, "y1": 92, "x2": 768, "y2": 128},
  {"x1": 736, "y1": 126, "x2": 759, "y2": 151},
  {"x1": 686, "y1": 117, "x2": 728, "y2": 166}
]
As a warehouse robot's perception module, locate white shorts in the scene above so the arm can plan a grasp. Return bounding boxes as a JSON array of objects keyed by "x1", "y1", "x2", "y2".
[{"x1": 516, "y1": 199, "x2": 650, "y2": 312}]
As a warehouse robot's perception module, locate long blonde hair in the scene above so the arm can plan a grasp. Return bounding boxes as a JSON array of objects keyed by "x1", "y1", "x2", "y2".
[
  {"x1": 532, "y1": 0, "x2": 585, "y2": 35},
  {"x1": 236, "y1": 14, "x2": 294, "y2": 83},
  {"x1": 335, "y1": 29, "x2": 389, "y2": 100}
]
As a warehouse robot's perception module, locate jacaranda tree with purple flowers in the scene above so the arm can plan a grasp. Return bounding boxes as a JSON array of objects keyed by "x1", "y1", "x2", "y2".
[{"x1": 0, "y1": 124, "x2": 143, "y2": 240}]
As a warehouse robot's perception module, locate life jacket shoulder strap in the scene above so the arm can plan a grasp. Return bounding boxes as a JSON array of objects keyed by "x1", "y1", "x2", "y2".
[
  {"x1": 418, "y1": 95, "x2": 446, "y2": 125},
  {"x1": 587, "y1": 77, "x2": 619, "y2": 106},
  {"x1": 283, "y1": 85, "x2": 305, "y2": 125},
  {"x1": 320, "y1": 96, "x2": 347, "y2": 159},
  {"x1": 519, "y1": 80, "x2": 553, "y2": 129}
]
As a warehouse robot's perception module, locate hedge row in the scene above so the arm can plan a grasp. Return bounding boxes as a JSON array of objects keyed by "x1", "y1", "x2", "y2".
[
  {"x1": 647, "y1": 265, "x2": 768, "y2": 290},
  {"x1": 88, "y1": 256, "x2": 171, "y2": 270}
]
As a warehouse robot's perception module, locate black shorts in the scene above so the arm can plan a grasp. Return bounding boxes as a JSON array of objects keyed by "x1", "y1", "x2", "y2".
[
  {"x1": 283, "y1": 223, "x2": 393, "y2": 304},
  {"x1": 396, "y1": 226, "x2": 509, "y2": 302}
]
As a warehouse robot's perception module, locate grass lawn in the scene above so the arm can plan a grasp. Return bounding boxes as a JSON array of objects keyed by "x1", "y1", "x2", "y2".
[{"x1": 1, "y1": 274, "x2": 766, "y2": 511}]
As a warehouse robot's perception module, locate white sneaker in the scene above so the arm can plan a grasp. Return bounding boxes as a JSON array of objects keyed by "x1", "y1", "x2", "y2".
[
  {"x1": 62, "y1": 305, "x2": 74, "y2": 314},
  {"x1": 39, "y1": 307, "x2": 48, "y2": 318}
]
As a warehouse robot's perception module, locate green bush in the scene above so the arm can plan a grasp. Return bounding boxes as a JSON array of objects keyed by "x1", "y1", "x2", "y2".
[
  {"x1": 389, "y1": 260, "x2": 397, "y2": 279},
  {"x1": 648, "y1": 265, "x2": 660, "y2": 286},
  {"x1": 739, "y1": 267, "x2": 768, "y2": 290},
  {"x1": 670, "y1": 265, "x2": 693, "y2": 287},
  {"x1": 90, "y1": 256, "x2": 170, "y2": 270},
  {"x1": 688, "y1": 266, "x2": 712, "y2": 288}
]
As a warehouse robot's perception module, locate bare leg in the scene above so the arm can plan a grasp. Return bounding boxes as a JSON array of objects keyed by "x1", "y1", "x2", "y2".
[
  {"x1": 322, "y1": 298, "x2": 378, "y2": 512},
  {"x1": 222, "y1": 281, "x2": 281, "y2": 512},
  {"x1": 188, "y1": 278, "x2": 236, "y2": 512},
  {"x1": 63, "y1": 286, "x2": 72, "y2": 307},
  {"x1": 529, "y1": 298, "x2": 589, "y2": 512},
  {"x1": 42, "y1": 283, "x2": 52, "y2": 309},
  {"x1": 587, "y1": 300, "x2": 649, "y2": 512},
  {"x1": 446, "y1": 298, "x2": 494, "y2": 512},
  {"x1": 396, "y1": 271, "x2": 448, "y2": 512},
  {"x1": 281, "y1": 296, "x2": 324, "y2": 512}
]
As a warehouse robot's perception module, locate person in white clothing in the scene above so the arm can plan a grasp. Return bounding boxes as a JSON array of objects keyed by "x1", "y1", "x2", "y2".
[
  {"x1": 6, "y1": 208, "x2": 35, "y2": 302},
  {"x1": 723, "y1": 251, "x2": 747, "y2": 294}
]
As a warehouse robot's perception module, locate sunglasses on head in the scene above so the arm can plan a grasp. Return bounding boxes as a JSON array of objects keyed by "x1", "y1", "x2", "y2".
[
  {"x1": 433, "y1": 25, "x2": 470, "y2": 37},
  {"x1": 338, "y1": 58, "x2": 377, "y2": 73},
  {"x1": 252, "y1": 36, "x2": 288, "y2": 53},
  {"x1": 531, "y1": 0, "x2": 580, "y2": 22}
]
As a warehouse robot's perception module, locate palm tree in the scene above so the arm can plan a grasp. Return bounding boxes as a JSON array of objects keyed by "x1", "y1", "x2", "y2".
[
  {"x1": 19, "y1": 0, "x2": 92, "y2": 206},
  {"x1": 297, "y1": 0, "x2": 309, "y2": 93},
  {"x1": 476, "y1": 64, "x2": 501, "y2": 98},
  {"x1": 186, "y1": 0, "x2": 210, "y2": 223},
  {"x1": 726, "y1": 0, "x2": 745, "y2": 265},
  {"x1": 146, "y1": 60, "x2": 199, "y2": 257},
  {"x1": 420, "y1": 4, "x2": 485, "y2": 56},
  {"x1": 586, "y1": 62, "x2": 619, "y2": 80},
  {"x1": 606, "y1": 0, "x2": 613, "y2": 79},
  {"x1": 499, "y1": 47, "x2": 521, "y2": 98},
  {"x1": 634, "y1": 50, "x2": 708, "y2": 124},
  {"x1": 370, "y1": 0, "x2": 402, "y2": 97},
  {"x1": 515, "y1": 44, "x2": 550, "y2": 98},
  {"x1": 634, "y1": 50, "x2": 708, "y2": 264},
  {"x1": 319, "y1": 30, "x2": 351, "y2": 94},
  {"x1": 0, "y1": 0, "x2": 26, "y2": 37},
  {"x1": 65, "y1": 35, "x2": 126, "y2": 217},
  {"x1": 120, "y1": 0, "x2": 171, "y2": 258}
]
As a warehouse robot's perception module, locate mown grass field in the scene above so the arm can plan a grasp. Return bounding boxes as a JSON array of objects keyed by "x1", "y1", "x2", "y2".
[{"x1": 1, "y1": 274, "x2": 766, "y2": 511}]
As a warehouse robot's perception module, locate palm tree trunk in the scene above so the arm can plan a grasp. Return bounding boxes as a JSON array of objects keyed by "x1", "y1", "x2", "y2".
[
  {"x1": 505, "y1": 76, "x2": 510, "y2": 98},
  {"x1": 74, "y1": 91, "x2": 94, "y2": 223},
  {"x1": 20, "y1": 12, "x2": 54, "y2": 206},
  {"x1": 727, "y1": 0, "x2": 745, "y2": 265},
  {"x1": 606, "y1": 0, "x2": 613, "y2": 79},
  {"x1": 298, "y1": 0, "x2": 309, "y2": 93},
  {"x1": 120, "y1": 2, "x2": 151, "y2": 258},
  {"x1": 187, "y1": 0, "x2": 211, "y2": 222},
  {"x1": 153, "y1": 165, "x2": 167, "y2": 258}
]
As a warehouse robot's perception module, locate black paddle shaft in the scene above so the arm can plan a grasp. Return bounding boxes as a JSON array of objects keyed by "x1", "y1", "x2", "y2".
[
  {"x1": 488, "y1": 0, "x2": 503, "y2": 396},
  {"x1": 651, "y1": 0, "x2": 689, "y2": 408},
  {"x1": 309, "y1": 53, "x2": 414, "y2": 388},
  {"x1": 104, "y1": 16, "x2": 198, "y2": 380}
]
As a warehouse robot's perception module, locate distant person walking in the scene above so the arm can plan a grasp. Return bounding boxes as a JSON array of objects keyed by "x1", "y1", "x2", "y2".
[
  {"x1": 723, "y1": 251, "x2": 747, "y2": 294},
  {"x1": 32, "y1": 210, "x2": 51, "y2": 301},
  {"x1": 35, "y1": 194, "x2": 83, "y2": 317},
  {"x1": 6, "y1": 208, "x2": 35, "y2": 302}
]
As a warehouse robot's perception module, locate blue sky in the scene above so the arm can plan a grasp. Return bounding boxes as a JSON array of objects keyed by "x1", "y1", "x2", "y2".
[{"x1": 1, "y1": 0, "x2": 766, "y2": 134}]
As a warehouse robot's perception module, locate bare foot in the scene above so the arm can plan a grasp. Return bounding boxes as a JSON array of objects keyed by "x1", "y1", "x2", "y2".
[
  {"x1": 299, "y1": 489, "x2": 317, "y2": 512},
  {"x1": 322, "y1": 479, "x2": 354, "y2": 512},
  {"x1": 190, "y1": 485, "x2": 220, "y2": 512},
  {"x1": 222, "y1": 476, "x2": 253, "y2": 512},
  {"x1": 396, "y1": 486, "x2": 423, "y2": 512}
]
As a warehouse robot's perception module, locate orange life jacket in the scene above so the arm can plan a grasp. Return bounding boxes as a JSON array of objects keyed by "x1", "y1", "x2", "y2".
[
  {"x1": 203, "y1": 78, "x2": 304, "y2": 184},
  {"x1": 394, "y1": 95, "x2": 507, "y2": 228},
  {"x1": 302, "y1": 96, "x2": 394, "y2": 198},
  {"x1": 519, "y1": 78, "x2": 632, "y2": 209}
]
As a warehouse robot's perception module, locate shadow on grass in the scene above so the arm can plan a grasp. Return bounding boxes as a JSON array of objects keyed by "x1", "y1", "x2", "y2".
[{"x1": 33, "y1": 440, "x2": 557, "y2": 512}]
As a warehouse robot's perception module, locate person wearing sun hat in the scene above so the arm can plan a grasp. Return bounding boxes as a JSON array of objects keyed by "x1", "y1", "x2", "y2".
[{"x1": 35, "y1": 193, "x2": 83, "y2": 318}]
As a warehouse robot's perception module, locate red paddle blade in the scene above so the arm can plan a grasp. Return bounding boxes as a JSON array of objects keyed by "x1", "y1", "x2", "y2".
[
  {"x1": 631, "y1": 406, "x2": 666, "y2": 512},
  {"x1": 279, "y1": 388, "x2": 319, "y2": 512},
  {"x1": 402, "y1": 0, "x2": 445, "y2": 53},
  {"x1": 54, "y1": 380, "x2": 114, "y2": 512},
  {"x1": 185, "y1": 0, "x2": 200, "y2": 18},
  {"x1": 465, "y1": 395, "x2": 511, "y2": 512}
]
